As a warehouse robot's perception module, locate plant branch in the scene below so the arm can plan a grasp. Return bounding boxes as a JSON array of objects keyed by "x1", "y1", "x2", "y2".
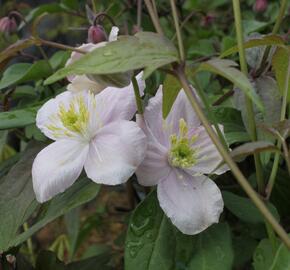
[
  {"x1": 144, "y1": 0, "x2": 164, "y2": 35},
  {"x1": 170, "y1": 0, "x2": 185, "y2": 61},
  {"x1": 232, "y1": 0, "x2": 264, "y2": 193}
]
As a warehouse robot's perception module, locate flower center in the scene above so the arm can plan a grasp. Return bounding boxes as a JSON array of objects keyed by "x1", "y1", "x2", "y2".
[
  {"x1": 169, "y1": 119, "x2": 198, "y2": 168},
  {"x1": 58, "y1": 96, "x2": 89, "y2": 134}
]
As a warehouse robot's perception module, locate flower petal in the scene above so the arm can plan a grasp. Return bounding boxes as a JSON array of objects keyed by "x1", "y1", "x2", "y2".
[
  {"x1": 136, "y1": 115, "x2": 170, "y2": 186},
  {"x1": 36, "y1": 91, "x2": 73, "y2": 140},
  {"x1": 84, "y1": 120, "x2": 147, "y2": 185},
  {"x1": 67, "y1": 75, "x2": 105, "y2": 94},
  {"x1": 157, "y1": 170, "x2": 223, "y2": 235},
  {"x1": 108, "y1": 26, "x2": 119, "y2": 41},
  {"x1": 143, "y1": 87, "x2": 201, "y2": 147},
  {"x1": 32, "y1": 139, "x2": 89, "y2": 203},
  {"x1": 190, "y1": 125, "x2": 228, "y2": 175},
  {"x1": 95, "y1": 73, "x2": 145, "y2": 124}
]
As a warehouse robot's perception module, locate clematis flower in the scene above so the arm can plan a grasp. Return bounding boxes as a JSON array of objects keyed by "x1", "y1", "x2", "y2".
[
  {"x1": 66, "y1": 26, "x2": 124, "y2": 94},
  {"x1": 32, "y1": 78, "x2": 147, "y2": 203},
  {"x1": 136, "y1": 88, "x2": 228, "y2": 235}
]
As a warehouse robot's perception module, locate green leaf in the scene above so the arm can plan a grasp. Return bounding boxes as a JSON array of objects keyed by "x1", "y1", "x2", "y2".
[
  {"x1": 0, "y1": 106, "x2": 39, "y2": 130},
  {"x1": 45, "y1": 32, "x2": 178, "y2": 84},
  {"x1": 272, "y1": 47, "x2": 290, "y2": 102},
  {"x1": 12, "y1": 177, "x2": 100, "y2": 248},
  {"x1": 198, "y1": 58, "x2": 264, "y2": 111},
  {"x1": 225, "y1": 131, "x2": 250, "y2": 145},
  {"x1": 162, "y1": 74, "x2": 181, "y2": 119},
  {"x1": 125, "y1": 191, "x2": 233, "y2": 270},
  {"x1": 0, "y1": 142, "x2": 43, "y2": 253},
  {"x1": 253, "y1": 239, "x2": 276, "y2": 270},
  {"x1": 270, "y1": 242, "x2": 290, "y2": 270},
  {"x1": 221, "y1": 34, "x2": 285, "y2": 58},
  {"x1": 230, "y1": 141, "x2": 279, "y2": 161},
  {"x1": 0, "y1": 61, "x2": 52, "y2": 90},
  {"x1": 49, "y1": 51, "x2": 71, "y2": 70},
  {"x1": 188, "y1": 223, "x2": 233, "y2": 270},
  {"x1": 223, "y1": 191, "x2": 280, "y2": 224}
]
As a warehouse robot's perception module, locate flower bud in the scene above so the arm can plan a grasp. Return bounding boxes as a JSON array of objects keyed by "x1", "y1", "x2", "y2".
[
  {"x1": 254, "y1": 0, "x2": 268, "y2": 12},
  {"x1": 132, "y1": 25, "x2": 141, "y2": 35},
  {"x1": 0, "y1": 16, "x2": 17, "y2": 34},
  {"x1": 201, "y1": 14, "x2": 214, "y2": 27},
  {"x1": 88, "y1": 25, "x2": 107, "y2": 44}
]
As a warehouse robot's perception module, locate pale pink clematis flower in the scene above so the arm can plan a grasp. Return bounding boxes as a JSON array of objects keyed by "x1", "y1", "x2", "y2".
[
  {"x1": 136, "y1": 87, "x2": 228, "y2": 235},
  {"x1": 66, "y1": 26, "x2": 120, "y2": 94},
  {"x1": 32, "y1": 79, "x2": 146, "y2": 203}
]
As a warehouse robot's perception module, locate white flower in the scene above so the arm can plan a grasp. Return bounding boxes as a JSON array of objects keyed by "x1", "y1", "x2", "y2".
[
  {"x1": 32, "y1": 79, "x2": 146, "y2": 203},
  {"x1": 66, "y1": 26, "x2": 120, "y2": 94},
  {"x1": 136, "y1": 87, "x2": 228, "y2": 235}
]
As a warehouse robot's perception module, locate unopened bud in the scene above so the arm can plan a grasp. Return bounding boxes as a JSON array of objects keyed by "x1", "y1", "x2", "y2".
[
  {"x1": 0, "y1": 16, "x2": 17, "y2": 34},
  {"x1": 201, "y1": 15, "x2": 214, "y2": 27},
  {"x1": 132, "y1": 25, "x2": 141, "y2": 35},
  {"x1": 88, "y1": 25, "x2": 107, "y2": 44},
  {"x1": 254, "y1": 0, "x2": 268, "y2": 12}
]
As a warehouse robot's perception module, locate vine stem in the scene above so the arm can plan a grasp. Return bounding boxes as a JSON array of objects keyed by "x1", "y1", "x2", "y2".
[
  {"x1": 144, "y1": 0, "x2": 164, "y2": 35},
  {"x1": 132, "y1": 76, "x2": 143, "y2": 114},
  {"x1": 266, "y1": 52, "x2": 290, "y2": 198},
  {"x1": 177, "y1": 68, "x2": 290, "y2": 249},
  {"x1": 169, "y1": 0, "x2": 185, "y2": 61},
  {"x1": 23, "y1": 222, "x2": 35, "y2": 265},
  {"x1": 232, "y1": 0, "x2": 264, "y2": 193}
]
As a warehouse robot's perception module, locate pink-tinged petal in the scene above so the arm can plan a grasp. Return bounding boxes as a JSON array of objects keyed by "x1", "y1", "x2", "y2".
[
  {"x1": 189, "y1": 125, "x2": 228, "y2": 175},
  {"x1": 84, "y1": 120, "x2": 147, "y2": 185},
  {"x1": 95, "y1": 73, "x2": 145, "y2": 123},
  {"x1": 136, "y1": 115, "x2": 170, "y2": 186},
  {"x1": 143, "y1": 87, "x2": 170, "y2": 147},
  {"x1": 166, "y1": 88, "x2": 201, "y2": 134},
  {"x1": 108, "y1": 26, "x2": 119, "y2": 41},
  {"x1": 66, "y1": 42, "x2": 106, "y2": 82},
  {"x1": 157, "y1": 170, "x2": 223, "y2": 235},
  {"x1": 32, "y1": 139, "x2": 89, "y2": 203},
  {"x1": 143, "y1": 87, "x2": 201, "y2": 147},
  {"x1": 67, "y1": 75, "x2": 105, "y2": 94}
]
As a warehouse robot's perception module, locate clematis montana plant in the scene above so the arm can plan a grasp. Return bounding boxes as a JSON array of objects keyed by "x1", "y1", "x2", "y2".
[
  {"x1": 136, "y1": 87, "x2": 228, "y2": 234},
  {"x1": 32, "y1": 74, "x2": 146, "y2": 202}
]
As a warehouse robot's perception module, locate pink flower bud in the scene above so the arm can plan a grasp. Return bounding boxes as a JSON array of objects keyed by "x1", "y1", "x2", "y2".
[
  {"x1": 254, "y1": 0, "x2": 268, "y2": 12},
  {"x1": 0, "y1": 16, "x2": 17, "y2": 34},
  {"x1": 201, "y1": 15, "x2": 215, "y2": 27},
  {"x1": 132, "y1": 25, "x2": 141, "y2": 35},
  {"x1": 87, "y1": 25, "x2": 107, "y2": 44}
]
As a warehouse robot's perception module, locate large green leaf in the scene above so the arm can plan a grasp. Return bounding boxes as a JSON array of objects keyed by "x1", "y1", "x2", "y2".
[
  {"x1": 272, "y1": 47, "x2": 290, "y2": 102},
  {"x1": 253, "y1": 239, "x2": 276, "y2": 270},
  {"x1": 12, "y1": 177, "x2": 100, "y2": 248},
  {"x1": 45, "y1": 32, "x2": 178, "y2": 84},
  {"x1": 162, "y1": 74, "x2": 181, "y2": 119},
  {"x1": 0, "y1": 61, "x2": 52, "y2": 90},
  {"x1": 198, "y1": 59, "x2": 264, "y2": 111},
  {"x1": 0, "y1": 106, "x2": 39, "y2": 130},
  {"x1": 0, "y1": 142, "x2": 42, "y2": 253},
  {"x1": 270, "y1": 242, "x2": 290, "y2": 270},
  {"x1": 125, "y1": 191, "x2": 233, "y2": 270},
  {"x1": 223, "y1": 191, "x2": 279, "y2": 224},
  {"x1": 221, "y1": 35, "x2": 284, "y2": 58}
]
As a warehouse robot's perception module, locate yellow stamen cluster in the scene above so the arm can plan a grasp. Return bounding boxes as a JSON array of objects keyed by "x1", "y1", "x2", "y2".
[
  {"x1": 47, "y1": 95, "x2": 90, "y2": 138},
  {"x1": 169, "y1": 119, "x2": 198, "y2": 169},
  {"x1": 58, "y1": 96, "x2": 89, "y2": 134}
]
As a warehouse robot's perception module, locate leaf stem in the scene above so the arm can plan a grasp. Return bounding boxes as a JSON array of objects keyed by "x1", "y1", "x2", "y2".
[
  {"x1": 272, "y1": 0, "x2": 288, "y2": 35},
  {"x1": 232, "y1": 0, "x2": 264, "y2": 193},
  {"x1": 192, "y1": 77, "x2": 228, "y2": 149},
  {"x1": 177, "y1": 67, "x2": 290, "y2": 249},
  {"x1": 169, "y1": 0, "x2": 185, "y2": 62},
  {"x1": 266, "y1": 59, "x2": 290, "y2": 198},
  {"x1": 132, "y1": 76, "x2": 143, "y2": 114},
  {"x1": 23, "y1": 222, "x2": 35, "y2": 265},
  {"x1": 144, "y1": 0, "x2": 164, "y2": 35}
]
